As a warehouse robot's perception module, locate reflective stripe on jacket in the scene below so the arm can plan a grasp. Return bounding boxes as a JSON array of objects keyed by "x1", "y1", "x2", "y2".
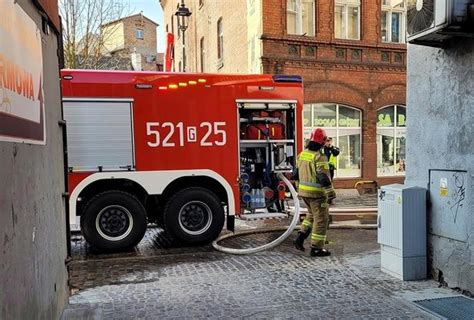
[
  {"x1": 324, "y1": 146, "x2": 339, "y2": 169},
  {"x1": 297, "y1": 149, "x2": 331, "y2": 198},
  {"x1": 328, "y1": 154, "x2": 337, "y2": 168}
]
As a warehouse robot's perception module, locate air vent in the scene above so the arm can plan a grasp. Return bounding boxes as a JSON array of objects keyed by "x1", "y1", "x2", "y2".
[
  {"x1": 407, "y1": 0, "x2": 435, "y2": 35},
  {"x1": 407, "y1": 0, "x2": 474, "y2": 47}
]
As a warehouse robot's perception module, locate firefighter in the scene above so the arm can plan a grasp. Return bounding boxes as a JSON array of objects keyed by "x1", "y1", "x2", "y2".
[
  {"x1": 324, "y1": 137, "x2": 340, "y2": 181},
  {"x1": 293, "y1": 128, "x2": 332, "y2": 257},
  {"x1": 324, "y1": 137, "x2": 339, "y2": 204}
]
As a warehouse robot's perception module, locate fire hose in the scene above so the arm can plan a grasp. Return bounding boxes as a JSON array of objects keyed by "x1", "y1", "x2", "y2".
[{"x1": 212, "y1": 173, "x2": 301, "y2": 255}]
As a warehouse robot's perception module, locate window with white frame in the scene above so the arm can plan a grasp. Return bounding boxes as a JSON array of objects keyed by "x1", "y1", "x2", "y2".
[
  {"x1": 135, "y1": 29, "x2": 144, "y2": 39},
  {"x1": 217, "y1": 18, "x2": 224, "y2": 61},
  {"x1": 377, "y1": 105, "x2": 406, "y2": 176},
  {"x1": 287, "y1": 0, "x2": 315, "y2": 36},
  {"x1": 334, "y1": 0, "x2": 360, "y2": 40},
  {"x1": 381, "y1": 0, "x2": 406, "y2": 43},
  {"x1": 304, "y1": 103, "x2": 362, "y2": 178}
]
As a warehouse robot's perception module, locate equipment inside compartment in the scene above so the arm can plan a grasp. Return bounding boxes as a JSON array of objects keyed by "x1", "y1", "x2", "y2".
[{"x1": 238, "y1": 106, "x2": 296, "y2": 213}]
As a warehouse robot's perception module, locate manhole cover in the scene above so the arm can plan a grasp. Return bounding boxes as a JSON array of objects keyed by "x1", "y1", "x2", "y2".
[{"x1": 414, "y1": 296, "x2": 474, "y2": 320}]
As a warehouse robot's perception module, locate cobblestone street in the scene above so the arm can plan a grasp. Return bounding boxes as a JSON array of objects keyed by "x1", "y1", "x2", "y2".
[{"x1": 63, "y1": 226, "x2": 460, "y2": 320}]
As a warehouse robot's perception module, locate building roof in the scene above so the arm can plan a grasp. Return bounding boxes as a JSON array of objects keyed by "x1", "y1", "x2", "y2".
[{"x1": 101, "y1": 13, "x2": 159, "y2": 28}]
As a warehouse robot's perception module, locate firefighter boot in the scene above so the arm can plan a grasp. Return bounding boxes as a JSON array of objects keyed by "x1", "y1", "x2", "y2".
[
  {"x1": 293, "y1": 230, "x2": 310, "y2": 252},
  {"x1": 310, "y1": 247, "x2": 331, "y2": 257}
]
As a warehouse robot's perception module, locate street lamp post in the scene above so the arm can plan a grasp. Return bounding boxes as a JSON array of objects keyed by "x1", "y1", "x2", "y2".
[{"x1": 175, "y1": 0, "x2": 192, "y2": 72}]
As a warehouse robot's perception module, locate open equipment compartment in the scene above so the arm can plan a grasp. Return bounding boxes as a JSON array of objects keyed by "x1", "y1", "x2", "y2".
[{"x1": 237, "y1": 100, "x2": 297, "y2": 216}]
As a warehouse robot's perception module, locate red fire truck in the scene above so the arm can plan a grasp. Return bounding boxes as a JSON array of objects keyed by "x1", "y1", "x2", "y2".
[{"x1": 61, "y1": 70, "x2": 303, "y2": 250}]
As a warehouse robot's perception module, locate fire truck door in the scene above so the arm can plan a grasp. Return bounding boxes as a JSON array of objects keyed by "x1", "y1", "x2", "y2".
[{"x1": 63, "y1": 99, "x2": 134, "y2": 172}]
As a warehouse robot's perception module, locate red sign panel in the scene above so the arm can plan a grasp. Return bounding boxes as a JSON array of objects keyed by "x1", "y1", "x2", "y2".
[
  {"x1": 0, "y1": 1, "x2": 45, "y2": 144},
  {"x1": 164, "y1": 33, "x2": 174, "y2": 72}
]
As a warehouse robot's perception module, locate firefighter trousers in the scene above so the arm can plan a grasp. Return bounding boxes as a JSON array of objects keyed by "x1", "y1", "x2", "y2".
[{"x1": 300, "y1": 197, "x2": 329, "y2": 249}]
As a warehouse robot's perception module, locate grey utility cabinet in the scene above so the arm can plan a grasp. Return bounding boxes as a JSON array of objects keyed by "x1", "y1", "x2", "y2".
[{"x1": 377, "y1": 184, "x2": 427, "y2": 280}]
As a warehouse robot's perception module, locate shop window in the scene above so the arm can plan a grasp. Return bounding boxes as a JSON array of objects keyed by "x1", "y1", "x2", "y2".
[
  {"x1": 287, "y1": 0, "x2": 315, "y2": 36},
  {"x1": 335, "y1": 0, "x2": 360, "y2": 40},
  {"x1": 381, "y1": 0, "x2": 406, "y2": 43},
  {"x1": 303, "y1": 103, "x2": 362, "y2": 178},
  {"x1": 377, "y1": 105, "x2": 406, "y2": 176}
]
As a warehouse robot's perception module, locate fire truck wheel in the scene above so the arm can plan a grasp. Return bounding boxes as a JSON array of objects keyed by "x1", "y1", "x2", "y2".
[
  {"x1": 80, "y1": 191, "x2": 147, "y2": 251},
  {"x1": 163, "y1": 187, "x2": 224, "y2": 245}
]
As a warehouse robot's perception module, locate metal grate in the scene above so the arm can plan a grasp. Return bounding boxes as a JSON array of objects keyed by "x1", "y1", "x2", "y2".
[{"x1": 414, "y1": 296, "x2": 474, "y2": 320}]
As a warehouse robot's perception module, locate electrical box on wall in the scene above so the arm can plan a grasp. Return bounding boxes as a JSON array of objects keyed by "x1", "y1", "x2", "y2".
[
  {"x1": 377, "y1": 184, "x2": 427, "y2": 280},
  {"x1": 407, "y1": 0, "x2": 474, "y2": 47},
  {"x1": 428, "y1": 170, "x2": 470, "y2": 242}
]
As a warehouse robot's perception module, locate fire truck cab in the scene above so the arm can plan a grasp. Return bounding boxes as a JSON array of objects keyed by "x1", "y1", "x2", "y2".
[{"x1": 61, "y1": 70, "x2": 303, "y2": 251}]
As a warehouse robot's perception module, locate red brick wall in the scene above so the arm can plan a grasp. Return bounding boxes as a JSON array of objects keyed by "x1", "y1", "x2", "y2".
[{"x1": 262, "y1": 0, "x2": 406, "y2": 188}]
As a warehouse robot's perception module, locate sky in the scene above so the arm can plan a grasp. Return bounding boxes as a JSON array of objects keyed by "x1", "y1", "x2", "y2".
[{"x1": 123, "y1": 0, "x2": 166, "y2": 52}]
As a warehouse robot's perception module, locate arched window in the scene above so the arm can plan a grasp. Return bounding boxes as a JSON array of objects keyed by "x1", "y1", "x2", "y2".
[
  {"x1": 377, "y1": 105, "x2": 406, "y2": 176},
  {"x1": 303, "y1": 103, "x2": 362, "y2": 178},
  {"x1": 217, "y1": 18, "x2": 224, "y2": 61},
  {"x1": 287, "y1": 0, "x2": 315, "y2": 36},
  {"x1": 171, "y1": 15, "x2": 175, "y2": 35},
  {"x1": 200, "y1": 37, "x2": 205, "y2": 72}
]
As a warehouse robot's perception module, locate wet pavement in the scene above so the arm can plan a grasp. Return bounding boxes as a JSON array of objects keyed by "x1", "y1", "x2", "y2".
[
  {"x1": 332, "y1": 189, "x2": 377, "y2": 208},
  {"x1": 63, "y1": 223, "x2": 460, "y2": 319},
  {"x1": 69, "y1": 188, "x2": 377, "y2": 262}
]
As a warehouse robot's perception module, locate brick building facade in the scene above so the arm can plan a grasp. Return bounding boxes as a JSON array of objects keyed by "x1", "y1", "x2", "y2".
[
  {"x1": 160, "y1": 0, "x2": 407, "y2": 188},
  {"x1": 101, "y1": 13, "x2": 159, "y2": 71},
  {"x1": 161, "y1": 0, "x2": 249, "y2": 73}
]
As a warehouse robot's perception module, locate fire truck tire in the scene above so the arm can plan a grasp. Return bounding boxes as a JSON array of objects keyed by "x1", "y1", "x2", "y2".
[
  {"x1": 163, "y1": 187, "x2": 225, "y2": 245},
  {"x1": 80, "y1": 190, "x2": 147, "y2": 251}
]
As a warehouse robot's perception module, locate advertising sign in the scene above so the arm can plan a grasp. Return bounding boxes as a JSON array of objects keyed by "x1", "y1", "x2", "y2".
[
  {"x1": 164, "y1": 33, "x2": 174, "y2": 72},
  {"x1": 0, "y1": 1, "x2": 45, "y2": 144}
]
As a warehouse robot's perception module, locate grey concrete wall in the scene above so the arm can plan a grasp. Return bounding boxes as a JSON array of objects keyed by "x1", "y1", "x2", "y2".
[
  {"x1": 406, "y1": 40, "x2": 474, "y2": 294},
  {"x1": 0, "y1": 0, "x2": 69, "y2": 318}
]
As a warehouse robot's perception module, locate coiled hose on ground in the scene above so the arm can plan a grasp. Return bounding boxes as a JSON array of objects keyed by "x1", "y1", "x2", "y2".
[{"x1": 212, "y1": 173, "x2": 301, "y2": 255}]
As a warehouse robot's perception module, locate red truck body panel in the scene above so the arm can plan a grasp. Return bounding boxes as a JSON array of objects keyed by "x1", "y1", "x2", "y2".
[{"x1": 61, "y1": 70, "x2": 304, "y2": 215}]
